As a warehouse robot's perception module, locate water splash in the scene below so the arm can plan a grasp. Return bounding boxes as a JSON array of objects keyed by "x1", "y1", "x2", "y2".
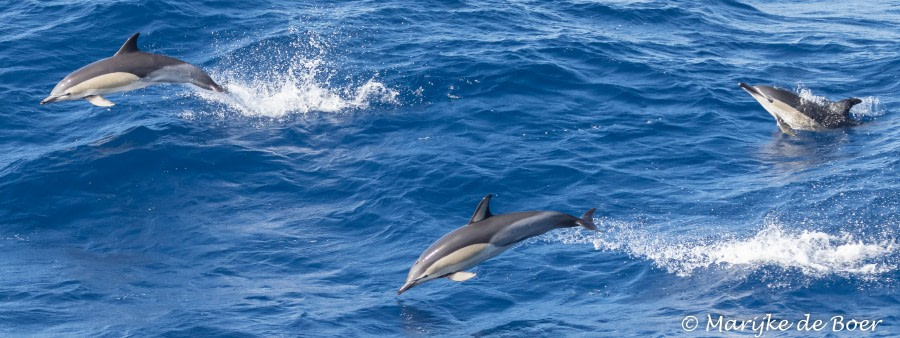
[
  {"x1": 795, "y1": 82, "x2": 828, "y2": 106},
  {"x1": 552, "y1": 218, "x2": 897, "y2": 278},
  {"x1": 187, "y1": 33, "x2": 398, "y2": 118},
  {"x1": 794, "y1": 82, "x2": 884, "y2": 117},
  {"x1": 849, "y1": 96, "x2": 884, "y2": 117}
]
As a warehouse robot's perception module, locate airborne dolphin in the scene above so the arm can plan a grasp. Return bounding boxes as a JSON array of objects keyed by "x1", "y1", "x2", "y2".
[
  {"x1": 41, "y1": 33, "x2": 225, "y2": 107},
  {"x1": 398, "y1": 194, "x2": 598, "y2": 295},
  {"x1": 739, "y1": 83, "x2": 862, "y2": 135}
]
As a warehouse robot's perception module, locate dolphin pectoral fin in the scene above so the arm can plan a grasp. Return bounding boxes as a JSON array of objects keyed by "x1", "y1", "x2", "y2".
[
  {"x1": 446, "y1": 271, "x2": 476, "y2": 282},
  {"x1": 775, "y1": 117, "x2": 795, "y2": 136},
  {"x1": 85, "y1": 95, "x2": 115, "y2": 107}
]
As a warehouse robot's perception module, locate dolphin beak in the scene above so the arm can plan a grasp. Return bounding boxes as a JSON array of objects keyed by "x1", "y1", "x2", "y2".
[
  {"x1": 398, "y1": 276, "x2": 428, "y2": 295},
  {"x1": 738, "y1": 82, "x2": 758, "y2": 95},
  {"x1": 40, "y1": 95, "x2": 61, "y2": 105},
  {"x1": 397, "y1": 281, "x2": 415, "y2": 295},
  {"x1": 739, "y1": 83, "x2": 774, "y2": 103}
]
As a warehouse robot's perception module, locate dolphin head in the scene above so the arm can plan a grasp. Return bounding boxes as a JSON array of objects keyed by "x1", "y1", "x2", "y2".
[
  {"x1": 739, "y1": 82, "x2": 800, "y2": 124},
  {"x1": 398, "y1": 255, "x2": 442, "y2": 295},
  {"x1": 738, "y1": 82, "x2": 772, "y2": 103},
  {"x1": 398, "y1": 227, "x2": 478, "y2": 295},
  {"x1": 41, "y1": 75, "x2": 81, "y2": 105},
  {"x1": 739, "y1": 83, "x2": 804, "y2": 106},
  {"x1": 40, "y1": 58, "x2": 116, "y2": 105}
]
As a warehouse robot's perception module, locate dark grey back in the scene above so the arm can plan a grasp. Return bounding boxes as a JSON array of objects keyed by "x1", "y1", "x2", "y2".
[
  {"x1": 755, "y1": 85, "x2": 859, "y2": 128},
  {"x1": 414, "y1": 211, "x2": 580, "y2": 270},
  {"x1": 60, "y1": 52, "x2": 186, "y2": 87}
]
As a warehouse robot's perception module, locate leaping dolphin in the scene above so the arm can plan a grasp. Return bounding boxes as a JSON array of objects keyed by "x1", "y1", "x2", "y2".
[
  {"x1": 41, "y1": 33, "x2": 225, "y2": 107},
  {"x1": 398, "y1": 194, "x2": 598, "y2": 295},
  {"x1": 739, "y1": 83, "x2": 862, "y2": 135}
]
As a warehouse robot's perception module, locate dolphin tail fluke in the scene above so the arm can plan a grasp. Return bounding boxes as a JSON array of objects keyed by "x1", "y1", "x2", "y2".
[
  {"x1": 835, "y1": 98, "x2": 862, "y2": 117},
  {"x1": 194, "y1": 77, "x2": 227, "y2": 93},
  {"x1": 184, "y1": 64, "x2": 228, "y2": 93},
  {"x1": 209, "y1": 81, "x2": 228, "y2": 93},
  {"x1": 575, "y1": 208, "x2": 598, "y2": 230}
]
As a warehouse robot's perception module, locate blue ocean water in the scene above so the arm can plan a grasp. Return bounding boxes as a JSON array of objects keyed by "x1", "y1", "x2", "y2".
[{"x1": 1, "y1": 0, "x2": 898, "y2": 336}]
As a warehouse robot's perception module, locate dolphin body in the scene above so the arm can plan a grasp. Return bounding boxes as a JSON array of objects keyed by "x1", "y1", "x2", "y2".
[
  {"x1": 398, "y1": 194, "x2": 598, "y2": 295},
  {"x1": 738, "y1": 83, "x2": 862, "y2": 135},
  {"x1": 41, "y1": 33, "x2": 225, "y2": 107}
]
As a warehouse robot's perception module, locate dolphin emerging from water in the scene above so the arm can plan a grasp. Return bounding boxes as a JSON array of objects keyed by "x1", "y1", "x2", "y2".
[
  {"x1": 41, "y1": 33, "x2": 225, "y2": 107},
  {"x1": 398, "y1": 194, "x2": 598, "y2": 295},
  {"x1": 739, "y1": 83, "x2": 862, "y2": 135}
]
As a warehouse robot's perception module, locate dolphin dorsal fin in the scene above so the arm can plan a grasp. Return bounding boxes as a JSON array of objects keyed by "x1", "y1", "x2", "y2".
[
  {"x1": 468, "y1": 194, "x2": 493, "y2": 224},
  {"x1": 114, "y1": 33, "x2": 141, "y2": 56}
]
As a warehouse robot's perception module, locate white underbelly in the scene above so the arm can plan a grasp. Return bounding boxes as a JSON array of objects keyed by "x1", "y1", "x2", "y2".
[
  {"x1": 760, "y1": 99, "x2": 825, "y2": 130},
  {"x1": 426, "y1": 243, "x2": 512, "y2": 277},
  {"x1": 84, "y1": 80, "x2": 153, "y2": 96}
]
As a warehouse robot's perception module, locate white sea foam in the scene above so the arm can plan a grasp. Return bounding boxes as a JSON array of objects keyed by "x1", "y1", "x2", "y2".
[
  {"x1": 849, "y1": 96, "x2": 884, "y2": 117},
  {"x1": 186, "y1": 34, "x2": 398, "y2": 118},
  {"x1": 795, "y1": 82, "x2": 884, "y2": 117},
  {"x1": 795, "y1": 82, "x2": 828, "y2": 106},
  {"x1": 552, "y1": 218, "x2": 897, "y2": 278}
]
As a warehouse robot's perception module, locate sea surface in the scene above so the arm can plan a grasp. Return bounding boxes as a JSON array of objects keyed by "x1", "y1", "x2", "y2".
[{"x1": 1, "y1": 0, "x2": 898, "y2": 336}]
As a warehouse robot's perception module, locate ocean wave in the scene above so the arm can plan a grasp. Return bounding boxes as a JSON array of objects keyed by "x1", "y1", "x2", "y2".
[{"x1": 552, "y1": 217, "x2": 897, "y2": 278}]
